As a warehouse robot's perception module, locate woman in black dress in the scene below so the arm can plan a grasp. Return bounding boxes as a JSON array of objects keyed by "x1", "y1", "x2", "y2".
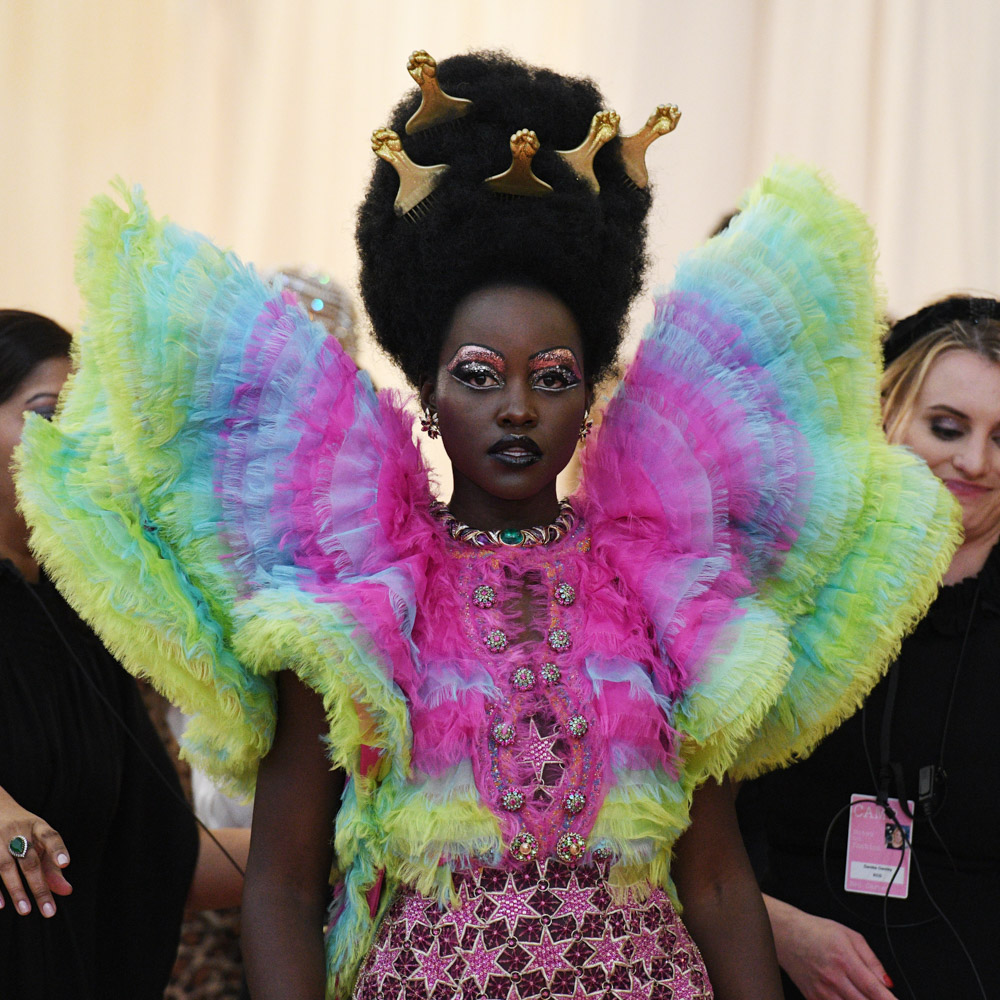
[
  {"x1": 746, "y1": 296, "x2": 1000, "y2": 1000},
  {"x1": 0, "y1": 309, "x2": 200, "y2": 999}
]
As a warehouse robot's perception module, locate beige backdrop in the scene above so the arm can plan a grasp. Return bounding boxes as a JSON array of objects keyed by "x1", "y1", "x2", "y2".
[{"x1": 2, "y1": 0, "x2": 998, "y2": 403}]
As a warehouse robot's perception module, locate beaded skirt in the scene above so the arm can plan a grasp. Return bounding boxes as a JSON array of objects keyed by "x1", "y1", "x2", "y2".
[{"x1": 353, "y1": 860, "x2": 712, "y2": 1000}]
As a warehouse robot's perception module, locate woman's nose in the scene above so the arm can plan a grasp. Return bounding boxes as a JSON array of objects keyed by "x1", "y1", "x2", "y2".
[
  {"x1": 497, "y1": 381, "x2": 537, "y2": 428},
  {"x1": 953, "y1": 435, "x2": 989, "y2": 478}
]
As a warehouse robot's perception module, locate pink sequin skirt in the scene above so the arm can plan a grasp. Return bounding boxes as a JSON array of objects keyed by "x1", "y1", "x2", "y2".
[{"x1": 353, "y1": 859, "x2": 712, "y2": 1000}]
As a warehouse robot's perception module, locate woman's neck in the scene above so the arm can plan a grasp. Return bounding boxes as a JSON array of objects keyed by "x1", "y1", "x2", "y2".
[
  {"x1": 0, "y1": 511, "x2": 39, "y2": 583},
  {"x1": 944, "y1": 531, "x2": 998, "y2": 585},
  {"x1": 447, "y1": 482, "x2": 561, "y2": 532}
]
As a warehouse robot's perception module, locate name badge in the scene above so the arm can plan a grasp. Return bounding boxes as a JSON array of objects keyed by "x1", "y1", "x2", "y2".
[{"x1": 844, "y1": 794, "x2": 914, "y2": 899}]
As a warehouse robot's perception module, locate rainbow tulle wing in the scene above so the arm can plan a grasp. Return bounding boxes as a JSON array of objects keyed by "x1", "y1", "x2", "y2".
[
  {"x1": 17, "y1": 184, "x2": 424, "y2": 799},
  {"x1": 580, "y1": 162, "x2": 960, "y2": 784}
]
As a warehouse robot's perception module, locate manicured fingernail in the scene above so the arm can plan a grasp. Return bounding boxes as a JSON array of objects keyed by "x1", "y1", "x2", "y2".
[
  {"x1": 56, "y1": 854, "x2": 69, "y2": 866},
  {"x1": 884, "y1": 974, "x2": 894, "y2": 988},
  {"x1": 17, "y1": 900, "x2": 30, "y2": 914},
  {"x1": 42, "y1": 902, "x2": 55, "y2": 917}
]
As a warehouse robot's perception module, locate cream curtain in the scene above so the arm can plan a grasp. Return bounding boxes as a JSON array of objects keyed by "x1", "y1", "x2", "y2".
[{"x1": 2, "y1": 0, "x2": 998, "y2": 387}]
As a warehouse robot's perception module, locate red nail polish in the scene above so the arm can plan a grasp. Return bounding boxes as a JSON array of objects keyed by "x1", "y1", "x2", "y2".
[{"x1": 883, "y1": 974, "x2": 894, "y2": 989}]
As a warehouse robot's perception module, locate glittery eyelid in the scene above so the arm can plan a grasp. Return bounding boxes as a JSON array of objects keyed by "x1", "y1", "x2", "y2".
[
  {"x1": 446, "y1": 345, "x2": 506, "y2": 377},
  {"x1": 529, "y1": 349, "x2": 582, "y2": 381}
]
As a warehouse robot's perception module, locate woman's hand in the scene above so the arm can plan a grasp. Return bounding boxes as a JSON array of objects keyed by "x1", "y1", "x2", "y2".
[
  {"x1": 764, "y1": 895, "x2": 895, "y2": 1000},
  {"x1": 0, "y1": 786, "x2": 72, "y2": 917}
]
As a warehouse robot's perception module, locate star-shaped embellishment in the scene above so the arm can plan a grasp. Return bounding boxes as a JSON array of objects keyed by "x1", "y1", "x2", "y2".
[
  {"x1": 520, "y1": 925, "x2": 570, "y2": 980},
  {"x1": 550, "y1": 873, "x2": 595, "y2": 918},
  {"x1": 415, "y1": 937, "x2": 455, "y2": 987},
  {"x1": 368, "y1": 940, "x2": 403, "y2": 989},
  {"x1": 619, "y1": 974, "x2": 653, "y2": 1000},
  {"x1": 399, "y1": 892, "x2": 432, "y2": 934},
  {"x1": 491, "y1": 880, "x2": 539, "y2": 924},
  {"x1": 630, "y1": 927, "x2": 661, "y2": 974},
  {"x1": 570, "y1": 977, "x2": 599, "y2": 1000},
  {"x1": 592, "y1": 929, "x2": 626, "y2": 969},
  {"x1": 518, "y1": 717, "x2": 564, "y2": 782},
  {"x1": 441, "y1": 882, "x2": 482, "y2": 940},
  {"x1": 461, "y1": 930, "x2": 506, "y2": 991}
]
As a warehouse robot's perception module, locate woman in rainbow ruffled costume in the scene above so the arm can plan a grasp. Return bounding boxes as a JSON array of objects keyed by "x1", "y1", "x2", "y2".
[{"x1": 17, "y1": 52, "x2": 959, "y2": 999}]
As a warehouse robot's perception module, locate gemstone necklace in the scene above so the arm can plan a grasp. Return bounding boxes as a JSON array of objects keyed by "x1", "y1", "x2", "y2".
[{"x1": 431, "y1": 499, "x2": 576, "y2": 547}]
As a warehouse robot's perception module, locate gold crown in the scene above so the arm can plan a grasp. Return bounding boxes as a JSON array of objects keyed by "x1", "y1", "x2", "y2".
[{"x1": 373, "y1": 51, "x2": 680, "y2": 216}]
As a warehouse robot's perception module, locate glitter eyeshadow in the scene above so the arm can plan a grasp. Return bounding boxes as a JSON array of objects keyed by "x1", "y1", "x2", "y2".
[
  {"x1": 446, "y1": 344, "x2": 506, "y2": 376},
  {"x1": 528, "y1": 348, "x2": 582, "y2": 381}
]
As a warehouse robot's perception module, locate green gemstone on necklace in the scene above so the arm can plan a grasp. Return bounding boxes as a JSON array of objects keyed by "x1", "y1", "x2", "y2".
[{"x1": 499, "y1": 528, "x2": 523, "y2": 545}]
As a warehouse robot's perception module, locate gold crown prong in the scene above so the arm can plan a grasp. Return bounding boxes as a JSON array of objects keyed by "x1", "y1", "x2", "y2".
[
  {"x1": 620, "y1": 103, "x2": 681, "y2": 189},
  {"x1": 372, "y1": 127, "x2": 449, "y2": 217},
  {"x1": 555, "y1": 109, "x2": 621, "y2": 194},
  {"x1": 405, "y1": 49, "x2": 473, "y2": 135},
  {"x1": 484, "y1": 129, "x2": 554, "y2": 198}
]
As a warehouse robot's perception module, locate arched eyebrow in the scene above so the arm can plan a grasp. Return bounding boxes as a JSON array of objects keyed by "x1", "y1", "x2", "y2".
[{"x1": 528, "y1": 346, "x2": 579, "y2": 362}]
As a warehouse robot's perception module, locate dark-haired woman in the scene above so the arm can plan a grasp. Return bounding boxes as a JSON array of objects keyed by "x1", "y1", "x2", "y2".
[
  {"x1": 0, "y1": 309, "x2": 200, "y2": 999},
  {"x1": 746, "y1": 297, "x2": 1000, "y2": 1000},
  {"x1": 18, "y1": 53, "x2": 958, "y2": 1000}
]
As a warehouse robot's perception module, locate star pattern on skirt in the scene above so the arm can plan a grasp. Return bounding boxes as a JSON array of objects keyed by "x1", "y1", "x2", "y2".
[
  {"x1": 354, "y1": 861, "x2": 712, "y2": 1000},
  {"x1": 441, "y1": 881, "x2": 482, "y2": 940},
  {"x1": 551, "y1": 873, "x2": 595, "y2": 918},
  {"x1": 400, "y1": 892, "x2": 432, "y2": 934},
  {"x1": 619, "y1": 975, "x2": 653, "y2": 1000},
  {"x1": 630, "y1": 927, "x2": 661, "y2": 974},
  {"x1": 593, "y1": 928, "x2": 627, "y2": 968},
  {"x1": 461, "y1": 930, "x2": 506, "y2": 991},
  {"x1": 520, "y1": 925, "x2": 570, "y2": 979},
  {"x1": 415, "y1": 937, "x2": 454, "y2": 985},
  {"x1": 368, "y1": 939, "x2": 402, "y2": 988}
]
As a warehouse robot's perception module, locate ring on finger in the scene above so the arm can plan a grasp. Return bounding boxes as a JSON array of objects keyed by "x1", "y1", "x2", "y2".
[{"x1": 9, "y1": 836, "x2": 30, "y2": 859}]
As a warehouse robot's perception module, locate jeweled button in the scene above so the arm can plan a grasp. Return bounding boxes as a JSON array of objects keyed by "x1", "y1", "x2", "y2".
[
  {"x1": 510, "y1": 831, "x2": 539, "y2": 861},
  {"x1": 540, "y1": 662, "x2": 561, "y2": 685},
  {"x1": 501, "y1": 788, "x2": 525, "y2": 811},
  {"x1": 547, "y1": 627, "x2": 571, "y2": 652},
  {"x1": 511, "y1": 666, "x2": 535, "y2": 691},
  {"x1": 555, "y1": 832, "x2": 586, "y2": 864},
  {"x1": 554, "y1": 582, "x2": 576, "y2": 606},
  {"x1": 492, "y1": 721, "x2": 516, "y2": 746},
  {"x1": 563, "y1": 789, "x2": 586, "y2": 814},
  {"x1": 473, "y1": 584, "x2": 496, "y2": 609},
  {"x1": 484, "y1": 628, "x2": 508, "y2": 652},
  {"x1": 567, "y1": 714, "x2": 588, "y2": 738}
]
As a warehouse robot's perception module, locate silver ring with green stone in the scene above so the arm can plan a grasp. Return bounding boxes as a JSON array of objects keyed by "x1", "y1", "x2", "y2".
[{"x1": 8, "y1": 836, "x2": 30, "y2": 859}]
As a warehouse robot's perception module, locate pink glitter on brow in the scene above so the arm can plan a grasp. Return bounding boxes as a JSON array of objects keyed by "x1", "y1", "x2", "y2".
[
  {"x1": 446, "y1": 344, "x2": 506, "y2": 375},
  {"x1": 529, "y1": 348, "x2": 582, "y2": 380}
]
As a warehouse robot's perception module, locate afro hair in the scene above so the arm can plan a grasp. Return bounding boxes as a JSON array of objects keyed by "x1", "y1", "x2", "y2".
[{"x1": 356, "y1": 51, "x2": 653, "y2": 386}]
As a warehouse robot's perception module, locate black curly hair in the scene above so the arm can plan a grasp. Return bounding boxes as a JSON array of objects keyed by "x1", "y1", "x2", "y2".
[{"x1": 356, "y1": 51, "x2": 653, "y2": 387}]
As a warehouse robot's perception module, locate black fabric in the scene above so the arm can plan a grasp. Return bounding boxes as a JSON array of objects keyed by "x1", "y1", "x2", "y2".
[
  {"x1": 0, "y1": 562, "x2": 198, "y2": 999},
  {"x1": 742, "y1": 543, "x2": 1000, "y2": 1000}
]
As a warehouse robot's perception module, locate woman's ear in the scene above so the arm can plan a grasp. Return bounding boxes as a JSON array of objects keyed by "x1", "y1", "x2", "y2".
[
  {"x1": 585, "y1": 380, "x2": 595, "y2": 414},
  {"x1": 419, "y1": 377, "x2": 436, "y2": 413}
]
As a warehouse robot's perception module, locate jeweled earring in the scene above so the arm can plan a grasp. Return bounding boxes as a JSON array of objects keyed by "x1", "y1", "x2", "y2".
[
  {"x1": 421, "y1": 406, "x2": 440, "y2": 439},
  {"x1": 579, "y1": 413, "x2": 594, "y2": 441}
]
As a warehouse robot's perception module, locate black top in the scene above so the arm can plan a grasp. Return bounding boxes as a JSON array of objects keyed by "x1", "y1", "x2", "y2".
[
  {"x1": 742, "y1": 543, "x2": 1000, "y2": 1000},
  {"x1": 0, "y1": 562, "x2": 199, "y2": 999}
]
